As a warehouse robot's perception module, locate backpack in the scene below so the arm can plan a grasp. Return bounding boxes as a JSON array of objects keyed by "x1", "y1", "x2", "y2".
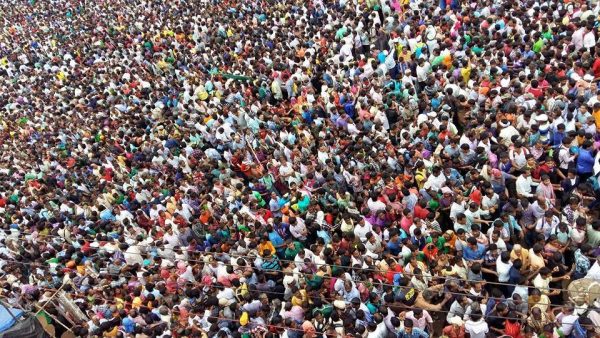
[{"x1": 553, "y1": 146, "x2": 570, "y2": 168}]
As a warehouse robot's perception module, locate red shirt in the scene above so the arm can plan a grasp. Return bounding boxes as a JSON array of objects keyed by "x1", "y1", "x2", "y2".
[
  {"x1": 504, "y1": 320, "x2": 522, "y2": 338},
  {"x1": 528, "y1": 87, "x2": 543, "y2": 98},
  {"x1": 469, "y1": 189, "x2": 482, "y2": 205},
  {"x1": 442, "y1": 325, "x2": 465, "y2": 338},
  {"x1": 414, "y1": 205, "x2": 430, "y2": 220},
  {"x1": 400, "y1": 216, "x2": 413, "y2": 234},
  {"x1": 593, "y1": 58, "x2": 600, "y2": 79},
  {"x1": 385, "y1": 264, "x2": 404, "y2": 284}
]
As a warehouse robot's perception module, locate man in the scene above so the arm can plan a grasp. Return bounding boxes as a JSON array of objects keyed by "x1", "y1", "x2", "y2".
[
  {"x1": 535, "y1": 210, "x2": 560, "y2": 240},
  {"x1": 557, "y1": 137, "x2": 576, "y2": 175},
  {"x1": 516, "y1": 170, "x2": 539, "y2": 198},
  {"x1": 462, "y1": 237, "x2": 486, "y2": 262},
  {"x1": 447, "y1": 295, "x2": 470, "y2": 323},
  {"x1": 405, "y1": 308, "x2": 433, "y2": 334},
  {"x1": 398, "y1": 319, "x2": 429, "y2": 338},
  {"x1": 424, "y1": 166, "x2": 446, "y2": 192},
  {"x1": 576, "y1": 140, "x2": 595, "y2": 182}
]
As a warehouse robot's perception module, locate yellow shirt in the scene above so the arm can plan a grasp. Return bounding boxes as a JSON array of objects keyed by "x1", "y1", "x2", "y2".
[
  {"x1": 291, "y1": 290, "x2": 308, "y2": 307},
  {"x1": 132, "y1": 296, "x2": 142, "y2": 309},
  {"x1": 528, "y1": 249, "x2": 545, "y2": 270},
  {"x1": 593, "y1": 109, "x2": 600, "y2": 129},
  {"x1": 510, "y1": 248, "x2": 530, "y2": 269},
  {"x1": 258, "y1": 241, "x2": 276, "y2": 257}
]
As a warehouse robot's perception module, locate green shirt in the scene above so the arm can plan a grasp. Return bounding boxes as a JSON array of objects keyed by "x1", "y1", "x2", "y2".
[
  {"x1": 533, "y1": 39, "x2": 544, "y2": 53},
  {"x1": 335, "y1": 26, "x2": 348, "y2": 40},
  {"x1": 252, "y1": 191, "x2": 266, "y2": 207},
  {"x1": 284, "y1": 241, "x2": 304, "y2": 261},
  {"x1": 472, "y1": 46, "x2": 483, "y2": 56},
  {"x1": 427, "y1": 237, "x2": 448, "y2": 253},
  {"x1": 587, "y1": 224, "x2": 600, "y2": 247},
  {"x1": 9, "y1": 194, "x2": 19, "y2": 203}
]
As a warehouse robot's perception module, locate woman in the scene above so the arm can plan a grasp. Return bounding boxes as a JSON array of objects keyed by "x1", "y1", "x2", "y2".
[
  {"x1": 503, "y1": 311, "x2": 523, "y2": 338},
  {"x1": 490, "y1": 168, "x2": 516, "y2": 196},
  {"x1": 543, "y1": 235, "x2": 567, "y2": 258},
  {"x1": 442, "y1": 316, "x2": 466, "y2": 338}
]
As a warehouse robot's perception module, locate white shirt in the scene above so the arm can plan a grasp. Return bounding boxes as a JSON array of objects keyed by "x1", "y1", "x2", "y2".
[
  {"x1": 532, "y1": 274, "x2": 551, "y2": 294},
  {"x1": 572, "y1": 28, "x2": 585, "y2": 50},
  {"x1": 450, "y1": 202, "x2": 466, "y2": 221},
  {"x1": 367, "y1": 198, "x2": 386, "y2": 212},
  {"x1": 481, "y1": 194, "x2": 499, "y2": 211},
  {"x1": 586, "y1": 261, "x2": 600, "y2": 280},
  {"x1": 424, "y1": 173, "x2": 447, "y2": 191},
  {"x1": 496, "y1": 257, "x2": 513, "y2": 282},
  {"x1": 465, "y1": 320, "x2": 489, "y2": 338},
  {"x1": 556, "y1": 313, "x2": 579, "y2": 335},
  {"x1": 583, "y1": 31, "x2": 596, "y2": 49},
  {"x1": 558, "y1": 146, "x2": 573, "y2": 169},
  {"x1": 535, "y1": 216, "x2": 559, "y2": 240},
  {"x1": 354, "y1": 222, "x2": 373, "y2": 242},
  {"x1": 516, "y1": 175, "x2": 537, "y2": 197},
  {"x1": 498, "y1": 126, "x2": 519, "y2": 146},
  {"x1": 509, "y1": 148, "x2": 528, "y2": 169}
]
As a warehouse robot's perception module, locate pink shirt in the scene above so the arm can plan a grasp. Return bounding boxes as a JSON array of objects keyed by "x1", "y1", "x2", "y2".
[
  {"x1": 536, "y1": 183, "x2": 556, "y2": 204},
  {"x1": 406, "y1": 310, "x2": 433, "y2": 330}
]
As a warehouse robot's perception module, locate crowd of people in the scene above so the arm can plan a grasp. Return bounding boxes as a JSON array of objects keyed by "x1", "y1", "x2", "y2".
[{"x1": 2, "y1": 0, "x2": 600, "y2": 337}]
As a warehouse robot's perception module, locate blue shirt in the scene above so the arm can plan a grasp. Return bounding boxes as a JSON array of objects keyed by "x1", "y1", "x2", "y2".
[
  {"x1": 576, "y1": 148, "x2": 594, "y2": 174},
  {"x1": 268, "y1": 231, "x2": 285, "y2": 254},
  {"x1": 500, "y1": 215, "x2": 522, "y2": 234},
  {"x1": 387, "y1": 238, "x2": 402, "y2": 256},
  {"x1": 398, "y1": 327, "x2": 429, "y2": 338},
  {"x1": 571, "y1": 319, "x2": 588, "y2": 338},
  {"x1": 99, "y1": 209, "x2": 116, "y2": 221},
  {"x1": 462, "y1": 243, "x2": 486, "y2": 261},
  {"x1": 122, "y1": 317, "x2": 135, "y2": 333},
  {"x1": 551, "y1": 131, "x2": 565, "y2": 148}
]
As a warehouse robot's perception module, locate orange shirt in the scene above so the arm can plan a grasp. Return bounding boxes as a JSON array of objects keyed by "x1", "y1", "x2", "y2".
[{"x1": 258, "y1": 241, "x2": 276, "y2": 257}]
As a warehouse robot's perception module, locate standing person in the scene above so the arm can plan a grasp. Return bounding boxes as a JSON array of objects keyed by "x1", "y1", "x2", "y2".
[
  {"x1": 398, "y1": 319, "x2": 429, "y2": 338},
  {"x1": 464, "y1": 311, "x2": 489, "y2": 338},
  {"x1": 576, "y1": 140, "x2": 596, "y2": 182}
]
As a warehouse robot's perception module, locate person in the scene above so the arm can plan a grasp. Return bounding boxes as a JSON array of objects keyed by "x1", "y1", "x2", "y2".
[
  {"x1": 464, "y1": 311, "x2": 489, "y2": 338},
  {"x1": 463, "y1": 237, "x2": 486, "y2": 262},
  {"x1": 516, "y1": 170, "x2": 539, "y2": 199},
  {"x1": 573, "y1": 244, "x2": 594, "y2": 280},
  {"x1": 447, "y1": 295, "x2": 470, "y2": 323},
  {"x1": 553, "y1": 303, "x2": 579, "y2": 336},
  {"x1": 405, "y1": 308, "x2": 434, "y2": 334},
  {"x1": 442, "y1": 316, "x2": 466, "y2": 338},
  {"x1": 398, "y1": 318, "x2": 429, "y2": 338},
  {"x1": 571, "y1": 317, "x2": 595, "y2": 338}
]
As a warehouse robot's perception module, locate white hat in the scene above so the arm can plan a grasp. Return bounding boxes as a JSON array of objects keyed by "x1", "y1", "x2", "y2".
[
  {"x1": 218, "y1": 297, "x2": 235, "y2": 307},
  {"x1": 449, "y1": 316, "x2": 464, "y2": 326},
  {"x1": 39, "y1": 291, "x2": 54, "y2": 303},
  {"x1": 499, "y1": 120, "x2": 511, "y2": 128}
]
